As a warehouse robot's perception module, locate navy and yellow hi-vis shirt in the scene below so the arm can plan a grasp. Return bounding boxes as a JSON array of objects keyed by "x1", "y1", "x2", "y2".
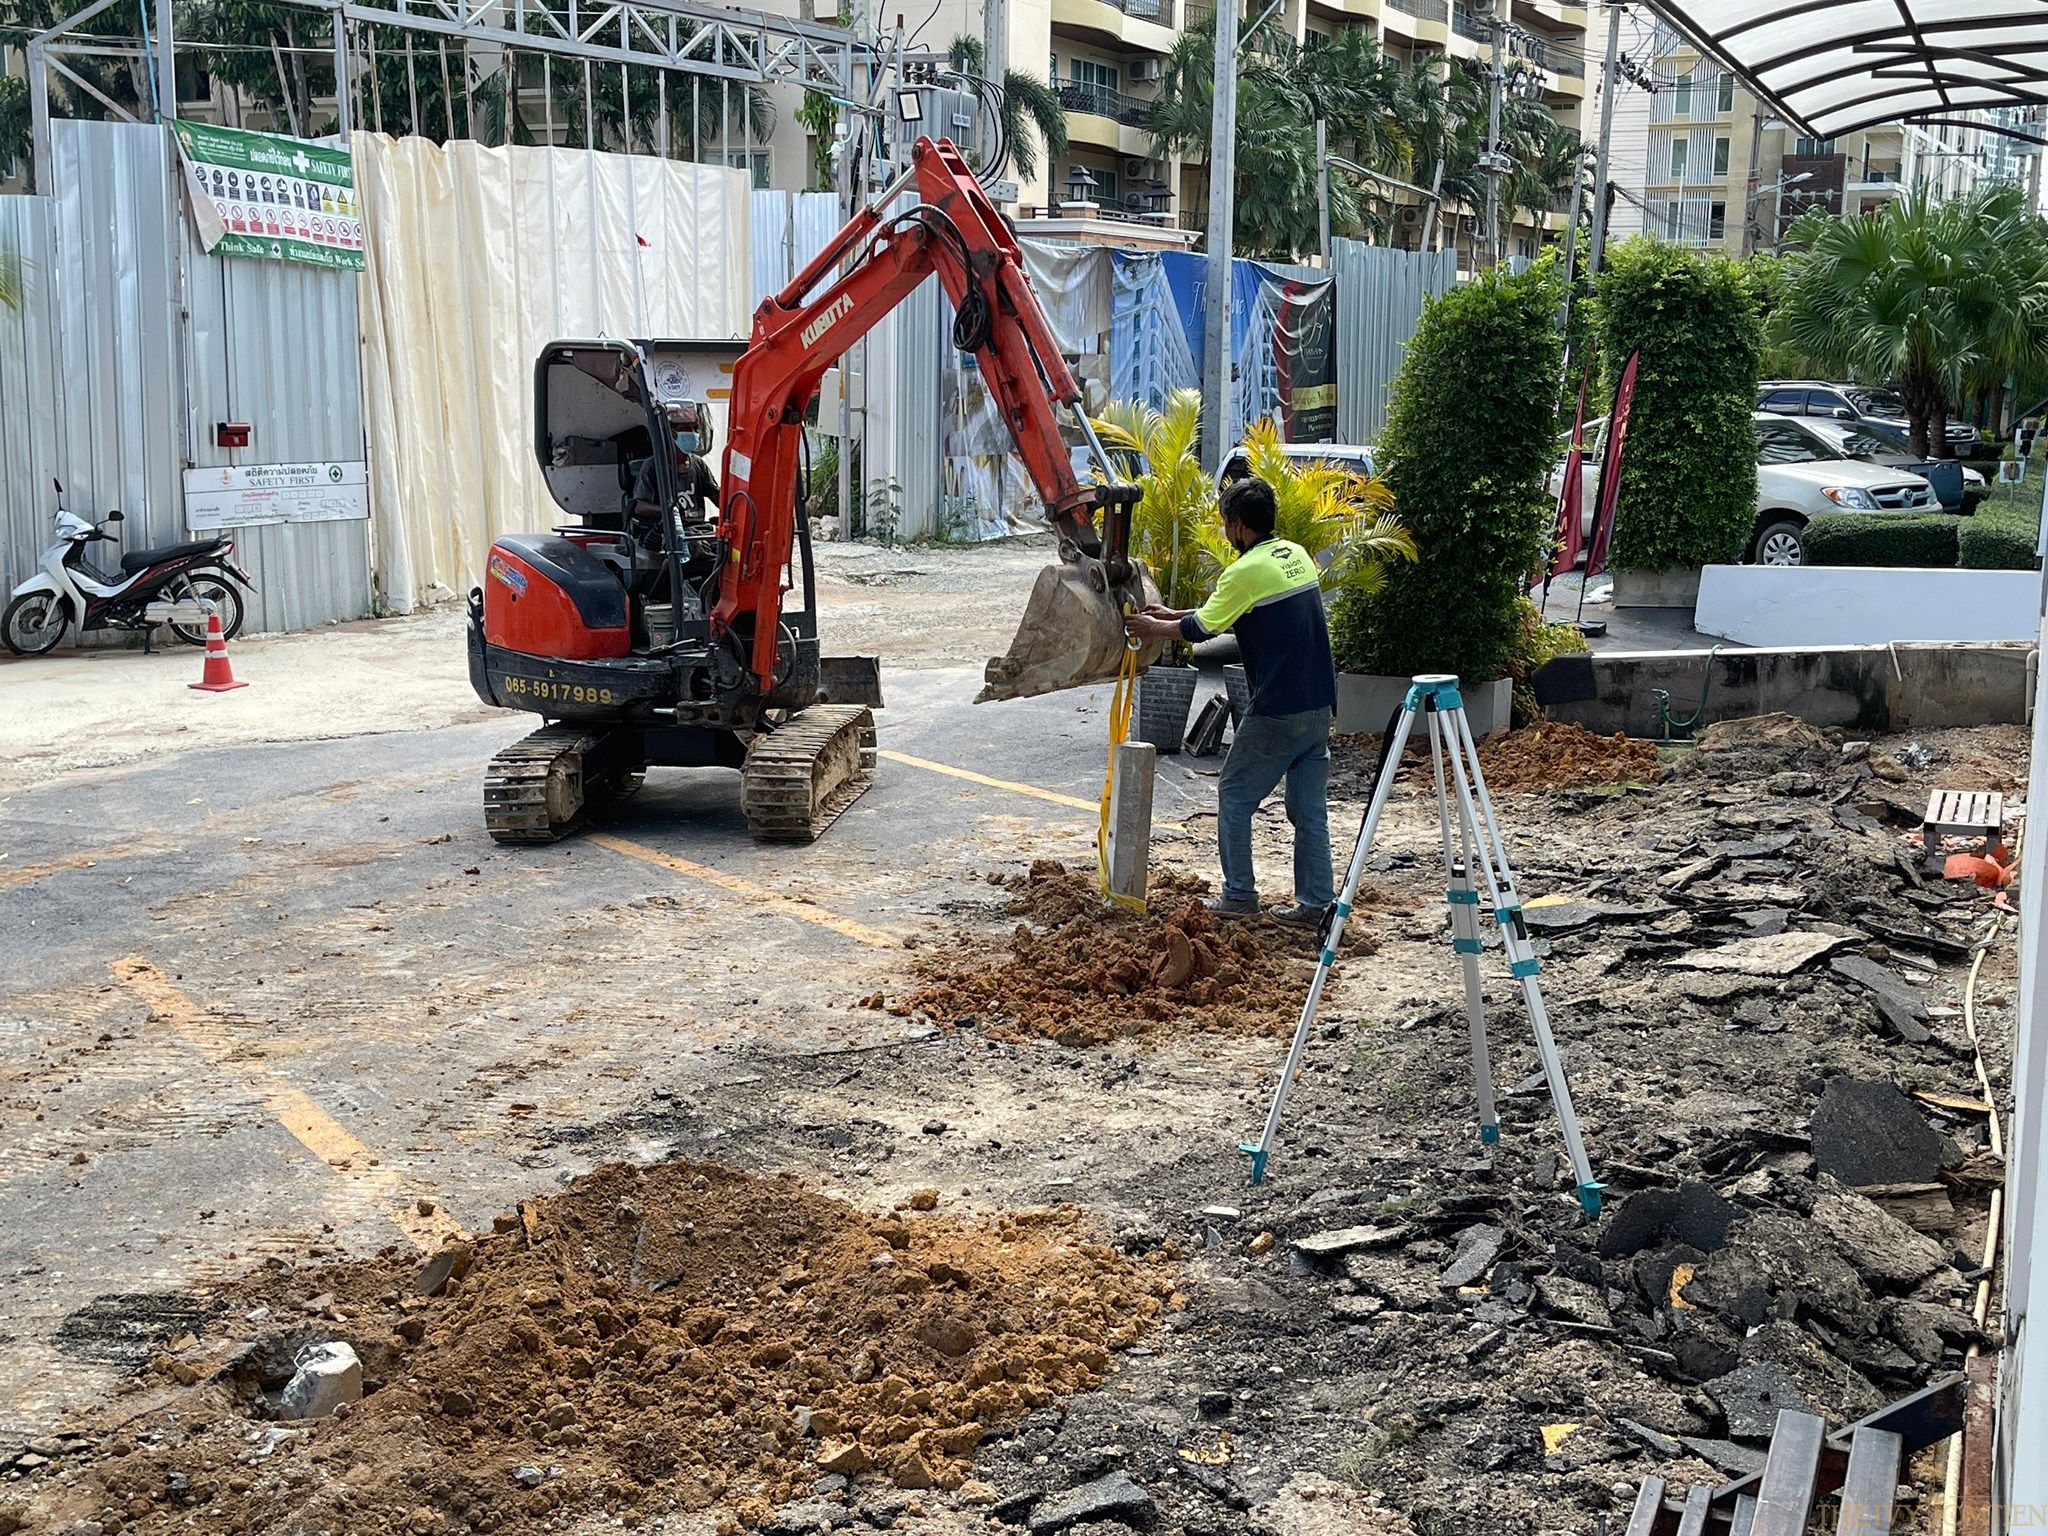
[{"x1": 1178, "y1": 537, "x2": 1337, "y2": 717}]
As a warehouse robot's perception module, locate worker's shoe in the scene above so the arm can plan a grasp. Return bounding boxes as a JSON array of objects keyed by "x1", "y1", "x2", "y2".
[
  {"x1": 1272, "y1": 902, "x2": 1333, "y2": 933},
  {"x1": 1205, "y1": 894, "x2": 1261, "y2": 918}
]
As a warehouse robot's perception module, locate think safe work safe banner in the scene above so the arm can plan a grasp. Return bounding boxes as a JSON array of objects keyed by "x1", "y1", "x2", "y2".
[{"x1": 173, "y1": 120, "x2": 366, "y2": 272}]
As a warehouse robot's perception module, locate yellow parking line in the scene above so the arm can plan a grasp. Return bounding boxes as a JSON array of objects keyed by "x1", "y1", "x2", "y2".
[
  {"x1": 586, "y1": 834, "x2": 902, "y2": 949},
  {"x1": 878, "y1": 749, "x2": 1188, "y2": 832},
  {"x1": 878, "y1": 750, "x2": 1098, "y2": 812},
  {"x1": 110, "y1": 956, "x2": 462, "y2": 1249},
  {"x1": 0, "y1": 840, "x2": 174, "y2": 891}
]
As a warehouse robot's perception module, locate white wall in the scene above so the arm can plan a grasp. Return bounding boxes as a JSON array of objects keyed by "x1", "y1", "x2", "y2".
[{"x1": 1694, "y1": 565, "x2": 2043, "y2": 648}]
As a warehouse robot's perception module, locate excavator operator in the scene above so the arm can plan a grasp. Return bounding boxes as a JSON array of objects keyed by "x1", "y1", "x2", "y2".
[{"x1": 626, "y1": 401, "x2": 721, "y2": 608}]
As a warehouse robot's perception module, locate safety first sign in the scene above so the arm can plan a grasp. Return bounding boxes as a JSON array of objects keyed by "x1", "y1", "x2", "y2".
[
  {"x1": 184, "y1": 461, "x2": 369, "y2": 532},
  {"x1": 173, "y1": 120, "x2": 365, "y2": 272}
]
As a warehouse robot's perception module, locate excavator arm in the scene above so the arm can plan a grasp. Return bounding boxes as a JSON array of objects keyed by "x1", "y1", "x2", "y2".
[{"x1": 712, "y1": 136, "x2": 1151, "y2": 700}]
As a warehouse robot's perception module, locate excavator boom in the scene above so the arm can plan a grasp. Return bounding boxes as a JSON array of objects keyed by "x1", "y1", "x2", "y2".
[{"x1": 712, "y1": 137, "x2": 1158, "y2": 701}]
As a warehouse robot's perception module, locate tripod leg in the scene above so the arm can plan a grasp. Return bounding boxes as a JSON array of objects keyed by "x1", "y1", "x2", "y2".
[
  {"x1": 1426, "y1": 709, "x2": 1498, "y2": 1146},
  {"x1": 1242, "y1": 704, "x2": 1420, "y2": 1184},
  {"x1": 1440, "y1": 707, "x2": 1604, "y2": 1215}
]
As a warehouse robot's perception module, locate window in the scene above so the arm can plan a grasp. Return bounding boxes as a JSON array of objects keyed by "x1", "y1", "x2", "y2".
[
  {"x1": 1839, "y1": 429, "x2": 1898, "y2": 460},
  {"x1": 1708, "y1": 200, "x2": 1726, "y2": 240},
  {"x1": 1066, "y1": 165, "x2": 1117, "y2": 202},
  {"x1": 1795, "y1": 137, "x2": 1836, "y2": 156},
  {"x1": 709, "y1": 149, "x2": 772, "y2": 189},
  {"x1": 1759, "y1": 388, "x2": 1807, "y2": 412},
  {"x1": 1713, "y1": 136, "x2": 1730, "y2": 176},
  {"x1": 1755, "y1": 421, "x2": 1827, "y2": 465},
  {"x1": 1673, "y1": 74, "x2": 1692, "y2": 117},
  {"x1": 1050, "y1": 51, "x2": 1059, "y2": 80},
  {"x1": 1071, "y1": 57, "x2": 1120, "y2": 90},
  {"x1": 1717, "y1": 73, "x2": 1734, "y2": 113},
  {"x1": 1670, "y1": 138, "x2": 1688, "y2": 182}
]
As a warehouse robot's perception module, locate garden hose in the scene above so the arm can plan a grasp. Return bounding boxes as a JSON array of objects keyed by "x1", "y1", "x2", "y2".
[
  {"x1": 1096, "y1": 630, "x2": 1148, "y2": 912},
  {"x1": 1652, "y1": 643, "x2": 1722, "y2": 744}
]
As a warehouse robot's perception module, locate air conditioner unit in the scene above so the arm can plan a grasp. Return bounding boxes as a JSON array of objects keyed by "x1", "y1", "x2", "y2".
[
  {"x1": 1130, "y1": 59, "x2": 1163, "y2": 82},
  {"x1": 1123, "y1": 156, "x2": 1149, "y2": 178},
  {"x1": 1399, "y1": 204, "x2": 1425, "y2": 226}
]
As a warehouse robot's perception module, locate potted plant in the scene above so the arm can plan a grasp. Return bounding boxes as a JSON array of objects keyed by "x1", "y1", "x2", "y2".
[
  {"x1": 1331, "y1": 262, "x2": 1563, "y2": 736},
  {"x1": 1093, "y1": 389, "x2": 1215, "y2": 752}
]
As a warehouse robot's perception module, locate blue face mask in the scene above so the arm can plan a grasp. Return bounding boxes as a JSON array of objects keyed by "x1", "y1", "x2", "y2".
[{"x1": 675, "y1": 431, "x2": 703, "y2": 455}]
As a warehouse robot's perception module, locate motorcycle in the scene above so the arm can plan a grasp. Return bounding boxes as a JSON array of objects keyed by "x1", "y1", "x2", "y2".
[{"x1": 3, "y1": 480, "x2": 256, "y2": 656}]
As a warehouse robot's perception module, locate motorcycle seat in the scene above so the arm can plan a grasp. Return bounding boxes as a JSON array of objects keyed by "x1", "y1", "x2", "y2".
[{"x1": 119, "y1": 538, "x2": 223, "y2": 574}]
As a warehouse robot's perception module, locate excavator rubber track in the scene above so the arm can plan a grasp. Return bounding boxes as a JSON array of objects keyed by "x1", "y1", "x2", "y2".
[
  {"x1": 484, "y1": 723, "x2": 645, "y2": 844},
  {"x1": 741, "y1": 704, "x2": 877, "y2": 842}
]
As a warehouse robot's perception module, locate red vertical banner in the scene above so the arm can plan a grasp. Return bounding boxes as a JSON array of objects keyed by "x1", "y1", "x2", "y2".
[
  {"x1": 1550, "y1": 368, "x2": 1591, "y2": 576},
  {"x1": 1585, "y1": 349, "x2": 1640, "y2": 580}
]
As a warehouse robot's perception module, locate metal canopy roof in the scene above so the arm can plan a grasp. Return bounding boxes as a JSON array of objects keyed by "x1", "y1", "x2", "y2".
[{"x1": 1650, "y1": 0, "x2": 2048, "y2": 140}]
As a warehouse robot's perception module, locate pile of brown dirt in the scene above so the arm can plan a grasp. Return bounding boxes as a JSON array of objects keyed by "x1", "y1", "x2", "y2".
[
  {"x1": 14, "y1": 1161, "x2": 1175, "y2": 1536},
  {"x1": 1685, "y1": 711, "x2": 1836, "y2": 780},
  {"x1": 873, "y1": 861, "x2": 1339, "y2": 1046},
  {"x1": 1476, "y1": 723, "x2": 1662, "y2": 791}
]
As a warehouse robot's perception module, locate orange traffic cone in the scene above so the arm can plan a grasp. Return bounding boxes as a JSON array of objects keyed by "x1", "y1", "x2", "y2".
[{"x1": 189, "y1": 611, "x2": 248, "y2": 692}]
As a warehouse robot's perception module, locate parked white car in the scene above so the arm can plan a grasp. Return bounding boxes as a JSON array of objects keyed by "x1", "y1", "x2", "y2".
[
  {"x1": 1550, "y1": 411, "x2": 1943, "y2": 567},
  {"x1": 1794, "y1": 416, "x2": 1986, "y2": 507}
]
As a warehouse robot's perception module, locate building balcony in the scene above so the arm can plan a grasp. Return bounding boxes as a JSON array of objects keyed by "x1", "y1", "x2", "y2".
[
  {"x1": 1386, "y1": 0, "x2": 1450, "y2": 19},
  {"x1": 1051, "y1": 0, "x2": 1178, "y2": 51},
  {"x1": 1452, "y1": 4, "x2": 1489, "y2": 41},
  {"x1": 1056, "y1": 79, "x2": 1157, "y2": 130}
]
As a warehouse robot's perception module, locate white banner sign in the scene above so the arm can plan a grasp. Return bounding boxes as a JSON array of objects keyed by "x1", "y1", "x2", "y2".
[{"x1": 184, "y1": 462, "x2": 370, "y2": 532}]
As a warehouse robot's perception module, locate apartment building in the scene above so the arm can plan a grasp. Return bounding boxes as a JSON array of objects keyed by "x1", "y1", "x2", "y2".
[{"x1": 1607, "y1": 19, "x2": 2019, "y2": 256}]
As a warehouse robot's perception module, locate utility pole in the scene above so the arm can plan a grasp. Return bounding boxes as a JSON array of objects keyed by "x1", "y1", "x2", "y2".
[
  {"x1": 1587, "y1": 0, "x2": 1622, "y2": 276},
  {"x1": 983, "y1": 0, "x2": 1007, "y2": 167},
  {"x1": 1316, "y1": 118, "x2": 1330, "y2": 265},
  {"x1": 1199, "y1": 0, "x2": 1240, "y2": 473},
  {"x1": 155, "y1": 0, "x2": 176, "y2": 122},
  {"x1": 1482, "y1": 13, "x2": 1504, "y2": 269}
]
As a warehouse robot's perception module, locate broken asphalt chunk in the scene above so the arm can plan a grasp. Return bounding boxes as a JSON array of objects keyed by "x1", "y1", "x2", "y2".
[
  {"x1": 416, "y1": 1241, "x2": 474, "y2": 1296},
  {"x1": 1703, "y1": 1360, "x2": 1818, "y2": 1440},
  {"x1": 1290, "y1": 1224, "x2": 1407, "y2": 1262},
  {"x1": 1810, "y1": 1179, "x2": 1949, "y2": 1289},
  {"x1": 1439, "y1": 1224, "x2": 1506, "y2": 1289},
  {"x1": 1668, "y1": 931, "x2": 1847, "y2": 975},
  {"x1": 1596, "y1": 1183, "x2": 1735, "y2": 1259},
  {"x1": 1026, "y1": 1471, "x2": 1157, "y2": 1534},
  {"x1": 1812, "y1": 1078, "x2": 1956, "y2": 1187}
]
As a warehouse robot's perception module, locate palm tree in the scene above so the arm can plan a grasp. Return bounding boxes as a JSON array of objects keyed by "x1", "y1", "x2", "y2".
[
  {"x1": 1507, "y1": 114, "x2": 1585, "y2": 259},
  {"x1": 1092, "y1": 388, "x2": 1215, "y2": 613},
  {"x1": 1776, "y1": 184, "x2": 2048, "y2": 457},
  {"x1": 946, "y1": 36, "x2": 1066, "y2": 185},
  {"x1": 1223, "y1": 418, "x2": 1415, "y2": 597}
]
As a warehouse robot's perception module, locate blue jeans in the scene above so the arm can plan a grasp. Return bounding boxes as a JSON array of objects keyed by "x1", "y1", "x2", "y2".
[{"x1": 1218, "y1": 707, "x2": 1334, "y2": 909}]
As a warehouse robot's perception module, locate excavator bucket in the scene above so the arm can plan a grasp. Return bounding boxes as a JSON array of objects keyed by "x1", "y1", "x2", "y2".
[{"x1": 978, "y1": 547, "x2": 1165, "y2": 703}]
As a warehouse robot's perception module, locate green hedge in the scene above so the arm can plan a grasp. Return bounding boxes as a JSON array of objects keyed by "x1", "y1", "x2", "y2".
[
  {"x1": 1958, "y1": 517, "x2": 2040, "y2": 569},
  {"x1": 1803, "y1": 514, "x2": 1959, "y2": 568},
  {"x1": 1594, "y1": 239, "x2": 1764, "y2": 571},
  {"x1": 1332, "y1": 262, "x2": 1562, "y2": 683}
]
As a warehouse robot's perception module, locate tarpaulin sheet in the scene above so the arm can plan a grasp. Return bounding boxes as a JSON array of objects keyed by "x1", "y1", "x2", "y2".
[{"x1": 355, "y1": 134, "x2": 749, "y2": 612}]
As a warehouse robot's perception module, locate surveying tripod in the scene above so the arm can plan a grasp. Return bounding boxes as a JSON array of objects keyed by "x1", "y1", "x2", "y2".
[{"x1": 1241, "y1": 675, "x2": 1604, "y2": 1216}]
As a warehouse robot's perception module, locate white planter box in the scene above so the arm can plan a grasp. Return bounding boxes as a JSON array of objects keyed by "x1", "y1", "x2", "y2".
[
  {"x1": 1695, "y1": 565, "x2": 2041, "y2": 647},
  {"x1": 1335, "y1": 674, "x2": 1511, "y2": 738}
]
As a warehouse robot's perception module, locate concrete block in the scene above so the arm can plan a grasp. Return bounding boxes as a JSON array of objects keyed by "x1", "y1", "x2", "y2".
[
  {"x1": 277, "y1": 1341, "x2": 362, "y2": 1420},
  {"x1": 1696, "y1": 564, "x2": 2039, "y2": 647},
  {"x1": 1335, "y1": 674, "x2": 1510, "y2": 737},
  {"x1": 1106, "y1": 740, "x2": 1156, "y2": 904},
  {"x1": 1546, "y1": 642, "x2": 2030, "y2": 738},
  {"x1": 1612, "y1": 566, "x2": 1703, "y2": 608}
]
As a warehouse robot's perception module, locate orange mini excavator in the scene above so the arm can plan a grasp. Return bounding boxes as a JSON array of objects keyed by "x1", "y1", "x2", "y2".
[{"x1": 468, "y1": 137, "x2": 1160, "y2": 844}]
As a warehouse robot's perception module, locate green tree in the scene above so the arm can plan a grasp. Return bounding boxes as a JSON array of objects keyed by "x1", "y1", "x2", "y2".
[
  {"x1": 946, "y1": 35, "x2": 1065, "y2": 185},
  {"x1": 1594, "y1": 237, "x2": 1763, "y2": 570},
  {"x1": 1334, "y1": 261, "x2": 1563, "y2": 682},
  {"x1": 1774, "y1": 184, "x2": 2048, "y2": 457},
  {"x1": 1147, "y1": 20, "x2": 1412, "y2": 258}
]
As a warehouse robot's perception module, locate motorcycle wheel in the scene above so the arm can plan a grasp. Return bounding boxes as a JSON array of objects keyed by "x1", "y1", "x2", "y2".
[
  {"x1": 167, "y1": 573, "x2": 246, "y2": 646},
  {"x1": 2, "y1": 591, "x2": 70, "y2": 656}
]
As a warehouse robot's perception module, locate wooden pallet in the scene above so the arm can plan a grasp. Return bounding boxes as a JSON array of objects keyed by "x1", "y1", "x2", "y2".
[
  {"x1": 1622, "y1": 1375, "x2": 1967, "y2": 1536},
  {"x1": 1923, "y1": 789, "x2": 2005, "y2": 872}
]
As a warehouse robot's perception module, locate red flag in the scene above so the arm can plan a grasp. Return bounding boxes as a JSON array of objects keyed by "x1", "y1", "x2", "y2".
[
  {"x1": 1550, "y1": 369, "x2": 1591, "y2": 576},
  {"x1": 1585, "y1": 349, "x2": 1640, "y2": 580}
]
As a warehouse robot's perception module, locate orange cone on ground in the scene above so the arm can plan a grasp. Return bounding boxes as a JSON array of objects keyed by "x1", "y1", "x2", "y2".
[{"x1": 189, "y1": 611, "x2": 248, "y2": 692}]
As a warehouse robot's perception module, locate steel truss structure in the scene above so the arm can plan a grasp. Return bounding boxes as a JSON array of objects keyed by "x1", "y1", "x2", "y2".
[{"x1": 26, "y1": 0, "x2": 871, "y2": 189}]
